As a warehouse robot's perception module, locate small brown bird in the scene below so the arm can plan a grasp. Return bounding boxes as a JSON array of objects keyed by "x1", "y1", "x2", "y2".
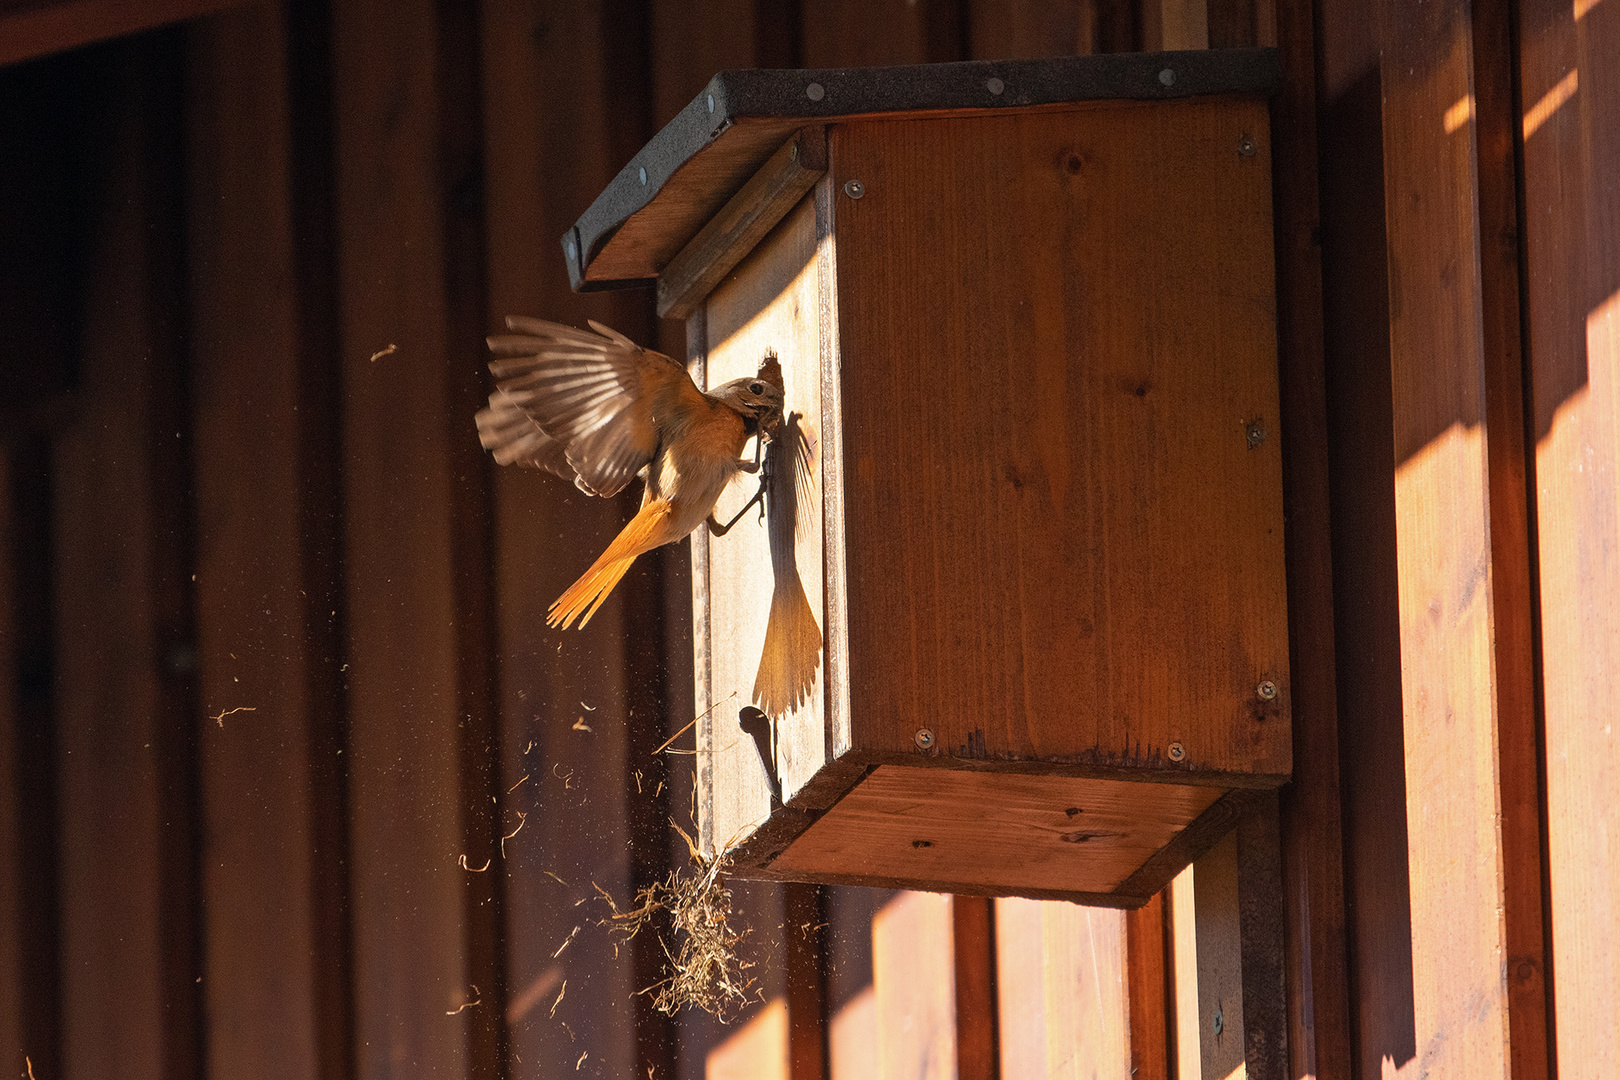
[{"x1": 475, "y1": 317, "x2": 784, "y2": 629}]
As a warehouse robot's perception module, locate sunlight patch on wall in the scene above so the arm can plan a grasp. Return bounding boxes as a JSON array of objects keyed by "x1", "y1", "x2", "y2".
[
  {"x1": 1443, "y1": 94, "x2": 1475, "y2": 134},
  {"x1": 1523, "y1": 69, "x2": 1578, "y2": 139}
]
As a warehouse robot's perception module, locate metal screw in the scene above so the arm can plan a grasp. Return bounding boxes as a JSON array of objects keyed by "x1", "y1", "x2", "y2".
[
  {"x1": 914, "y1": 728, "x2": 935, "y2": 750},
  {"x1": 1159, "y1": 68, "x2": 1176, "y2": 87},
  {"x1": 1257, "y1": 680, "x2": 1279, "y2": 701},
  {"x1": 1213, "y1": 1007, "x2": 1224, "y2": 1035},
  {"x1": 806, "y1": 81, "x2": 825, "y2": 101},
  {"x1": 986, "y1": 76, "x2": 1005, "y2": 95},
  {"x1": 565, "y1": 238, "x2": 576, "y2": 261},
  {"x1": 1168, "y1": 742, "x2": 1186, "y2": 762},
  {"x1": 790, "y1": 143, "x2": 799, "y2": 161},
  {"x1": 1238, "y1": 135, "x2": 1258, "y2": 157},
  {"x1": 707, "y1": 93, "x2": 715, "y2": 113},
  {"x1": 843, "y1": 179, "x2": 866, "y2": 199},
  {"x1": 1245, "y1": 419, "x2": 1266, "y2": 448},
  {"x1": 638, "y1": 166, "x2": 648, "y2": 186}
]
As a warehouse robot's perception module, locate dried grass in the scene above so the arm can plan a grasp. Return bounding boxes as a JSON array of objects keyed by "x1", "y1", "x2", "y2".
[{"x1": 593, "y1": 821, "x2": 756, "y2": 1020}]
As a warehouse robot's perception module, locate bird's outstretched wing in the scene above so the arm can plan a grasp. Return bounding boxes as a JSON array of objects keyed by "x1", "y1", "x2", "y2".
[{"x1": 476, "y1": 317, "x2": 701, "y2": 498}]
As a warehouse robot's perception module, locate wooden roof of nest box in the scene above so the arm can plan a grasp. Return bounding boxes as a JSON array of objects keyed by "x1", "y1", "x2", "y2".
[{"x1": 568, "y1": 48, "x2": 1289, "y2": 907}]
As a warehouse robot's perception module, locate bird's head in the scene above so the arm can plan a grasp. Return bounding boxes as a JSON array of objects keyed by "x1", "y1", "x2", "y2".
[{"x1": 712, "y1": 375, "x2": 785, "y2": 437}]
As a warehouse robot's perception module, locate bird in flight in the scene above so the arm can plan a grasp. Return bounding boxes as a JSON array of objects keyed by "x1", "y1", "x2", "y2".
[{"x1": 476, "y1": 317, "x2": 784, "y2": 629}]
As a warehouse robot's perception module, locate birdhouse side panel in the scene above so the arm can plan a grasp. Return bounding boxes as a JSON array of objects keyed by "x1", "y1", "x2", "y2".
[
  {"x1": 828, "y1": 102, "x2": 1290, "y2": 783},
  {"x1": 699, "y1": 191, "x2": 835, "y2": 855}
]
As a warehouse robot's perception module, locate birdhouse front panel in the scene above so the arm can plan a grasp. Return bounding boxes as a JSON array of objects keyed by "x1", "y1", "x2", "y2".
[{"x1": 830, "y1": 101, "x2": 1290, "y2": 780}]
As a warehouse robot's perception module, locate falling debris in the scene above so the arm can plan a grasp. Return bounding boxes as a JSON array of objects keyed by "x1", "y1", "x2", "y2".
[
  {"x1": 572, "y1": 717, "x2": 592, "y2": 732},
  {"x1": 501, "y1": 811, "x2": 527, "y2": 857},
  {"x1": 459, "y1": 855, "x2": 491, "y2": 873},
  {"x1": 369, "y1": 343, "x2": 398, "y2": 362},
  {"x1": 592, "y1": 826, "x2": 756, "y2": 1019},
  {"x1": 576, "y1": 1052, "x2": 588, "y2": 1070},
  {"x1": 553, "y1": 764, "x2": 575, "y2": 788},
  {"x1": 543, "y1": 870, "x2": 569, "y2": 887},
  {"x1": 508, "y1": 773, "x2": 531, "y2": 793},
  {"x1": 549, "y1": 979, "x2": 567, "y2": 1018},
  {"x1": 581, "y1": 701, "x2": 597, "y2": 711},
  {"x1": 446, "y1": 985, "x2": 481, "y2": 1015},
  {"x1": 552, "y1": 925, "x2": 581, "y2": 959},
  {"x1": 210, "y1": 706, "x2": 257, "y2": 728}
]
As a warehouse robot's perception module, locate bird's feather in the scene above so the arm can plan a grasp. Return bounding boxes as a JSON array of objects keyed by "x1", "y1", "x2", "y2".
[
  {"x1": 547, "y1": 497, "x2": 678, "y2": 629},
  {"x1": 484, "y1": 318, "x2": 703, "y2": 497}
]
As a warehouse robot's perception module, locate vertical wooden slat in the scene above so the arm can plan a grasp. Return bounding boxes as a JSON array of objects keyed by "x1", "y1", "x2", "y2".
[
  {"x1": 52, "y1": 33, "x2": 198, "y2": 1080},
  {"x1": 825, "y1": 886, "x2": 889, "y2": 1080},
  {"x1": 873, "y1": 892, "x2": 956, "y2": 1080},
  {"x1": 330, "y1": 0, "x2": 470, "y2": 1074},
  {"x1": 1378, "y1": 0, "x2": 1519, "y2": 1072},
  {"x1": 3, "y1": 438, "x2": 61, "y2": 1080},
  {"x1": 0, "y1": 454, "x2": 18, "y2": 1080},
  {"x1": 478, "y1": 0, "x2": 651, "y2": 1074},
  {"x1": 800, "y1": 0, "x2": 957, "y2": 66},
  {"x1": 786, "y1": 883, "x2": 830, "y2": 1080},
  {"x1": 1469, "y1": 0, "x2": 1554, "y2": 1074},
  {"x1": 1518, "y1": 0, "x2": 1620, "y2": 1073},
  {"x1": 966, "y1": 0, "x2": 1094, "y2": 59},
  {"x1": 952, "y1": 897, "x2": 997, "y2": 1080},
  {"x1": 1236, "y1": 800, "x2": 1288, "y2": 1080},
  {"x1": 1125, "y1": 893, "x2": 1172, "y2": 1080},
  {"x1": 997, "y1": 898, "x2": 1132, "y2": 1079},
  {"x1": 1168, "y1": 866, "x2": 1200, "y2": 1080},
  {"x1": 1269, "y1": 0, "x2": 1354, "y2": 1074},
  {"x1": 282, "y1": 0, "x2": 358, "y2": 1075},
  {"x1": 185, "y1": 6, "x2": 322, "y2": 1080}
]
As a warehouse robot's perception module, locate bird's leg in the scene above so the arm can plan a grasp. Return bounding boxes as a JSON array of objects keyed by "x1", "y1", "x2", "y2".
[
  {"x1": 732, "y1": 432, "x2": 764, "y2": 474},
  {"x1": 706, "y1": 445, "x2": 772, "y2": 537},
  {"x1": 706, "y1": 479, "x2": 765, "y2": 537}
]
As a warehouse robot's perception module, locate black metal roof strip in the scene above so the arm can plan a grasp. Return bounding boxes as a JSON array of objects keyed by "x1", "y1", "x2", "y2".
[{"x1": 564, "y1": 47, "x2": 1280, "y2": 292}]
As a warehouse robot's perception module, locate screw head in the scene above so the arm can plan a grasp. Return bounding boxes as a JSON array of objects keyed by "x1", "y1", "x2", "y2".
[
  {"x1": 565, "y1": 238, "x2": 576, "y2": 261},
  {"x1": 843, "y1": 179, "x2": 866, "y2": 199},
  {"x1": 1168, "y1": 742, "x2": 1186, "y2": 762},
  {"x1": 1238, "y1": 135, "x2": 1258, "y2": 157},
  {"x1": 986, "y1": 76, "x2": 1005, "y2": 95},
  {"x1": 1159, "y1": 68, "x2": 1176, "y2": 87},
  {"x1": 1213, "y1": 1007, "x2": 1224, "y2": 1035},
  {"x1": 914, "y1": 728, "x2": 935, "y2": 750},
  {"x1": 638, "y1": 166, "x2": 648, "y2": 186},
  {"x1": 806, "y1": 81, "x2": 825, "y2": 102},
  {"x1": 1258, "y1": 680, "x2": 1279, "y2": 701},
  {"x1": 1245, "y1": 419, "x2": 1267, "y2": 448},
  {"x1": 707, "y1": 93, "x2": 715, "y2": 113}
]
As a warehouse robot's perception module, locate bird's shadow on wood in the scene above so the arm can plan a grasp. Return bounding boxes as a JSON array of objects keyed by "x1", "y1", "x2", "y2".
[{"x1": 745, "y1": 410, "x2": 822, "y2": 802}]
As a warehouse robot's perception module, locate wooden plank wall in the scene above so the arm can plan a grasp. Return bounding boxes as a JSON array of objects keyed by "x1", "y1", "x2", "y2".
[{"x1": 3, "y1": 0, "x2": 1618, "y2": 1077}]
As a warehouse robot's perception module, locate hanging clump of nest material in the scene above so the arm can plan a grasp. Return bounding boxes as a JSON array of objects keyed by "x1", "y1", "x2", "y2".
[{"x1": 594, "y1": 822, "x2": 757, "y2": 1020}]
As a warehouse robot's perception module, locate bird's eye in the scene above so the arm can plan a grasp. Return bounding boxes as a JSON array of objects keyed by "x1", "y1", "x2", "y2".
[{"x1": 748, "y1": 381, "x2": 765, "y2": 395}]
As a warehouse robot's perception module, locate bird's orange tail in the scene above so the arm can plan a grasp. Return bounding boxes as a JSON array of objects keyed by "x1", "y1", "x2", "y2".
[{"x1": 548, "y1": 499, "x2": 675, "y2": 629}]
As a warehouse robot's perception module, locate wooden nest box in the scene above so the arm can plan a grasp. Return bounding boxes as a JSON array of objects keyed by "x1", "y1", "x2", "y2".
[{"x1": 567, "y1": 48, "x2": 1289, "y2": 907}]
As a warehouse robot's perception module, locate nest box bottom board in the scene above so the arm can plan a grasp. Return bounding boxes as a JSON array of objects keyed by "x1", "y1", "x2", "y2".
[{"x1": 747, "y1": 766, "x2": 1233, "y2": 905}]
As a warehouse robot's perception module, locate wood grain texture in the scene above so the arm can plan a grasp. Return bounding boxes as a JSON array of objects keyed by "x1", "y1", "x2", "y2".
[
  {"x1": 706, "y1": 998, "x2": 790, "y2": 1080},
  {"x1": 873, "y1": 892, "x2": 957, "y2": 1080},
  {"x1": 995, "y1": 898, "x2": 1131, "y2": 1079},
  {"x1": 184, "y1": 7, "x2": 321, "y2": 1080},
  {"x1": 1518, "y1": 0, "x2": 1620, "y2": 1072},
  {"x1": 1377, "y1": 0, "x2": 1518, "y2": 1073},
  {"x1": 967, "y1": 0, "x2": 1095, "y2": 59},
  {"x1": 1235, "y1": 798, "x2": 1287, "y2": 1080},
  {"x1": 330, "y1": 0, "x2": 469, "y2": 1074},
  {"x1": 1125, "y1": 892, "x2": 1172, "y2": 1080},
  {"x1": 700, "y1": 191, "x2": 831, "y2": 856},
  {"x1": 830, "y1": 105, "x2": 1290, "y2": 781},
  {"x1": 1268, "y1": 0, "x2": 1353, "y2": 1074},
  {"x1": 478, "y1": 0, "x2": 653, "y2": 1074},
  {"x1": 771, "y1": 767, "x2": 1223, "y2": 897},
  {"x1": 952, "y1": 896, "x2": 997, "y2": 1080},
  {"x1": 659, "y1": 127, "x2": 826, "y2": 319},
  {"x1": 1192, "y1": 834, "x2": 1247, "y2": 1080},
  {"x1": 51, "y1": 41, "x2": 194, "y2": 1080},
  {"x1": 1469, "y1": 0, "x2": 1553, "y2": 1073}
]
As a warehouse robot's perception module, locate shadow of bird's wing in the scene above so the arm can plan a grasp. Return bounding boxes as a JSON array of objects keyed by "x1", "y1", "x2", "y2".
[{"x1": 476, "y1": 316, "x2": 702, "y2": 498}]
